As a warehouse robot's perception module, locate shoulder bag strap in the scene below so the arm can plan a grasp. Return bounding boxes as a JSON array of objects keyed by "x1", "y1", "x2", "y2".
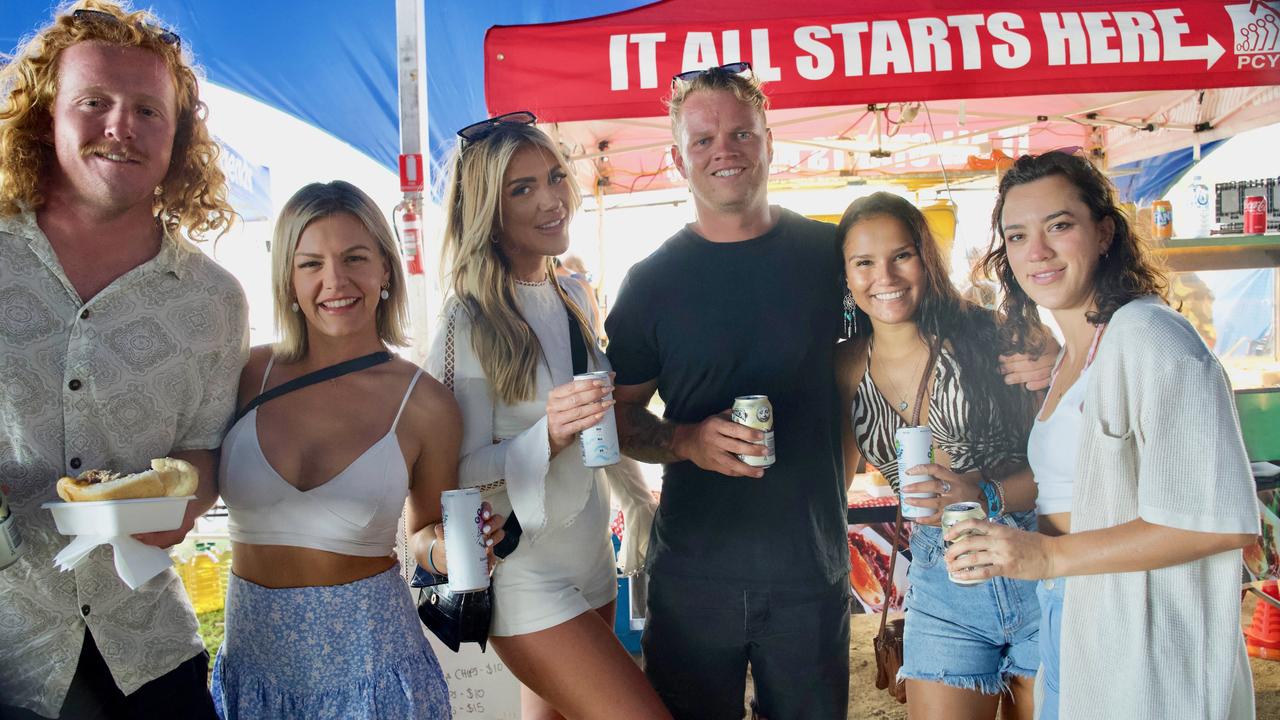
[
  {"x1": 566, "y1": 306, "x2": 589, "y2": 375},
  {"x1": 234, "y1": 351, "x2": 393, "y2": 423},
  {"x1": 878, "y1": 340, "x2": 941, "y2": 627}
]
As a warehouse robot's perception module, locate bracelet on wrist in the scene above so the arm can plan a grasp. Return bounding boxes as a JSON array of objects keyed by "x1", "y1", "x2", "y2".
[
  {"x1": 978, "y1": 471, "x2": 1005, "y2": 519},
  {"x1": 425, "y1": 535, "x2": 444, "y2": 576}
]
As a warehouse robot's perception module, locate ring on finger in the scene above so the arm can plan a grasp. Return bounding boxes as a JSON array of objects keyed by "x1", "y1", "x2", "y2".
[{"x1": 940, "y1": 480, "x2": 951, "y2": 494}]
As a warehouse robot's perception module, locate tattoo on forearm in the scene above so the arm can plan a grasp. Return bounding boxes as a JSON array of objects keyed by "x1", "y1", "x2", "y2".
[{"x1": 616, "y1": 402, "x2": 679, "y2": 464}]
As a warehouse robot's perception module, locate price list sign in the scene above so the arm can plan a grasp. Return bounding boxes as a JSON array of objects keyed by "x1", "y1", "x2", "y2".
[{"x1": 426, "y1": 632, "x2": 520, "y2": 718}]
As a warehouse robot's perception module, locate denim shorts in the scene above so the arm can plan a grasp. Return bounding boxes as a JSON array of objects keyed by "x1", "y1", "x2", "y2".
[
  {"x1": 1034, "y1": 577, "x2": 1066, "y2": 720},
  {"x1": 899, "y1": 511, "x2": 1041, "y2": 694}
]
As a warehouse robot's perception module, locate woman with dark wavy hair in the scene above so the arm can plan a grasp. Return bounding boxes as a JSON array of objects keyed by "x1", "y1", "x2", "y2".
[
  {"x1": 836, "y1": 192, "x2": 1043, "y2": 719},
  {"x1": 949, "y1": 151, "x2": 1258, "y2": 720}
]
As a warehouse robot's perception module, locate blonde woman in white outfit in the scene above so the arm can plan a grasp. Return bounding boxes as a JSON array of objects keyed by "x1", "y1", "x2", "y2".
[
  {"x1": 430, "y1": 113, "x2": 669, "y2": 720},
  {"x1": 946, "y1": 150, "x2": 1258, "y2": 720}
]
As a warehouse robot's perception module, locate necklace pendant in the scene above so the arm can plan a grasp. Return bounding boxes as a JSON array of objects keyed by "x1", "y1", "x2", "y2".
[{"x1": 897, "y1": 401, "x2": 909, "y2": 412}]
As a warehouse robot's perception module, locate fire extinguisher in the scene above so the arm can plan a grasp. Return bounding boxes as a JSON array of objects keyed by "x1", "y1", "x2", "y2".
[{"x1": 396, "y1": 201, "x2": 424, "y2": 276}]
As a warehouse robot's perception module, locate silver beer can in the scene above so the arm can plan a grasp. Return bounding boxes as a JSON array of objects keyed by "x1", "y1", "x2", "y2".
[
  {"x1": 574, "y1": 371, "x2": 620, "y2": 468},
  {"x1": 941, "y1": 501, "x2": 988, "y2": 585},
  {"x1": 731, "y1": 395, "x2": 775, "y2": 468},
  {"x1": 440, "y1": 488, "x2": 489, "y2": 593},
  {"x1": 893, "y1": 425, "x2": 935, "y2": 520},
  {"x1": 0, "y1": 487, "x2": 24, "y2": 571}
]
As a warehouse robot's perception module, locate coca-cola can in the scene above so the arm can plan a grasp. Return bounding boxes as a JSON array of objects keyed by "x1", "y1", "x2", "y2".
[{"x1": 1244, "y1": 195, "x2": 1267, "y2": 234}]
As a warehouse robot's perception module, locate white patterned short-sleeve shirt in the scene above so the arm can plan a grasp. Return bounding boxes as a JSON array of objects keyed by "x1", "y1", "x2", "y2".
[{"x1": 0, "y1": 210, "x2": 249, "y2": 717}]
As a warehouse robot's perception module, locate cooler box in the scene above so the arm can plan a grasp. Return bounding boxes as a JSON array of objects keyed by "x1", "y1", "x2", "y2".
[
  {"x1": 611, "y1": 534, "x2": 645, "y2": 653},
  {"x1": 615, "y1": 575, "x2": 645, "y2": 653}
]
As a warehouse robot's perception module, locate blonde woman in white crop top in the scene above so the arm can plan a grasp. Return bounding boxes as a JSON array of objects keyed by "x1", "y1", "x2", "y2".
[
  {"x1": 212, "y1": 182, "x2": 502, "y2": 720},
  {"x1": 946, "y1": 153, "x2": 1258, "y2": 720}
]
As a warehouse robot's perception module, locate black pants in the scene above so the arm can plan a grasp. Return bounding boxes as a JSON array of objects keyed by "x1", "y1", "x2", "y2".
[
  {"x1": 642, "y1": 571, "x2": 851, "y2": 720},
  {"x1": 0, "y1": 628, "x2": 216, "y2": 720}
]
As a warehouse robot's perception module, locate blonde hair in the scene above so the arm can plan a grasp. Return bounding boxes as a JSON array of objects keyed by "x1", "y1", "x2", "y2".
[
  {"x1": 666, "y1": 68, "x2": 769, "y2": 136},
  {"x1": 0, "y1": 0, "x2": 233, "y2": 240},
  {"x1": 271, "y1": 181, "x2": 409, "y2": 362},
  {"x1": 439, "y1": 123, "x2": 593, "y2": 405}
]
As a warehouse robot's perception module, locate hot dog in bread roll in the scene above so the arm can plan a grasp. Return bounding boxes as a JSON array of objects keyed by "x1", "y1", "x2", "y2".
[{"x1": 56, "y1": 457, "x2": 198, "y2": 502}]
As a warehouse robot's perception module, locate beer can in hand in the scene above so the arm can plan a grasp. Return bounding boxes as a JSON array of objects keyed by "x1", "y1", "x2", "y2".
[
  {"x1": 941, "y1": 501, "x2": 988, "y2": 585},
  {"x1": 441, "y1": 488, "x2": 489, "y2": 593},
  {"x1": 574, "y1": 371, "x2": 620, "y2": 468},
  {"x1": 1244, "y1": 195, "x2": 1268, "y2": 234},
  {"x1": 0, "y1": 487, "x2": 24, "y2": 571},
  {"x1": 731, "y1": 395, "x2": 775, "y2": 468},
  {"x1": 894, "y1": 426, "x2": 936, "y2": 520}
]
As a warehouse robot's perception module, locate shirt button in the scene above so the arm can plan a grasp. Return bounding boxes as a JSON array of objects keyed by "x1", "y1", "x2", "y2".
[
  {"x1": 68, "y1": 379, "x2": 82, "y2": 391},
  {"x1": 69, "y1": 458, "x2": 81, "y2": 470},
  {"x1": 81, "y1": 605, "x2": 90, "y2": 616},
  {"x1": 80, "y1": 308, "x2": 90, "y2": 320}
]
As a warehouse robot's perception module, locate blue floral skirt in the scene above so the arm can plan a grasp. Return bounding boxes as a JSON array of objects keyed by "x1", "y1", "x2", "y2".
[{"x1": 212, "y1": 565, "x2": 452, "y2": 719}]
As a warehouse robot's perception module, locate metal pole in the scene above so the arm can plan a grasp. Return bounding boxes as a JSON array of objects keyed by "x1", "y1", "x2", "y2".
[{"x1": 395, "y1": 0, "x2": 431, "y2": 365}]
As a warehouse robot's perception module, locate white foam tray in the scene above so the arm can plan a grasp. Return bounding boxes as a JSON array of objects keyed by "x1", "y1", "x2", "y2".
[{"x1": 42, "y1": 496, "x2": 193, "y2": 536}]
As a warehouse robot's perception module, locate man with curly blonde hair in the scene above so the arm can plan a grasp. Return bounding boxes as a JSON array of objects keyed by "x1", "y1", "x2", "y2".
[{"x1": 0, "y1": 2, "x2": 247, "y2": 718}]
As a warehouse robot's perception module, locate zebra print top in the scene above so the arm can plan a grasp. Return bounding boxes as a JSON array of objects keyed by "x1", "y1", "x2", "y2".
[{"x1": 852, "y1": 342, "x2": 1026, "y2": 493}]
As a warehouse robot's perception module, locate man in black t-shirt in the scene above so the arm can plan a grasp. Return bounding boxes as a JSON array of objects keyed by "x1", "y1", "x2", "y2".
[{"x1": 605, "y1": 65, "x2": 849, "y2": 720}]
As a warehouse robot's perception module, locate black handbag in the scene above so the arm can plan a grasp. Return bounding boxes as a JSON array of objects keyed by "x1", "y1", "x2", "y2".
[
  {"x1": 413, "y1": 297, "x2": 590, "y2": 651},
  {"x1": 411, "y1": 565, "x2": 493, "y2": 653}
]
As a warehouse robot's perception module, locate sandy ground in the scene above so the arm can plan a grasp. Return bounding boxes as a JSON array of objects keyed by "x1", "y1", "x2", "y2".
[{"x1": 841, "y1": 595, "x2": 1280, "y2": 719}]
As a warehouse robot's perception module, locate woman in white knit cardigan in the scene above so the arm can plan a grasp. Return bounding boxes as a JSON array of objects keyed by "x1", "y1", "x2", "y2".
[{"x1": 944, "y1": 150, "x2": 1259, "y2": 720}]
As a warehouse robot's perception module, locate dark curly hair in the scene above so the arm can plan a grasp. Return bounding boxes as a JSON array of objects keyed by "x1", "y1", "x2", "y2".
[
  {"x1": 839, "y1": 192, "x2": 1035, "y2": 475},
  {"x1": 979, "y1": 150, "x2": 1168, "y2": 351}
]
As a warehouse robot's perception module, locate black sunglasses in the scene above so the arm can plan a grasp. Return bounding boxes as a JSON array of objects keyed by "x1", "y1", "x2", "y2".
[
  {"x1": 671, "y1": 61, "x2": 753, "y2": 89},
  {"x1": 456, "y1": 111, "x2": 537, "y2": 150},
  {"x1": 72, "y1": 8, "x2": 181, "y2": 47}
]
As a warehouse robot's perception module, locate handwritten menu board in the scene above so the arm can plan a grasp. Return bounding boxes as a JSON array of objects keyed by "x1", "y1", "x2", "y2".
[{"x1": 425, "y1": 631, "x2": 520, "y2": 718}]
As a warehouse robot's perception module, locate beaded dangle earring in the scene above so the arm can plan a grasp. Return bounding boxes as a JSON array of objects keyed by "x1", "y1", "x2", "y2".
[{"x1": 842, "y1": 291, "x2": 858, "y2": 337}]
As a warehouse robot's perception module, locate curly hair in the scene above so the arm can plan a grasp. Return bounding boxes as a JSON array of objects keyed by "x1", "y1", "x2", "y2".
[
  {"x1": 0, "y1": 0, "x2": 233, "y2": 241},
  {"x1": 838, "y1": 192, "x2": 1035, "y2": 475},
  {"x1": 979, "y1": 150, "x2": 1168, "y2": 349}
]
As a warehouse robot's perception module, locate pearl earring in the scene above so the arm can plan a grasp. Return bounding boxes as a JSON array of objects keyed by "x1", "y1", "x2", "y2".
[
  {"x1": 380, "y1": 287, "x2": 390, "y2": 300},
  {"x1": 291, "y1": 302, "x2": 300, "y2": 313}
]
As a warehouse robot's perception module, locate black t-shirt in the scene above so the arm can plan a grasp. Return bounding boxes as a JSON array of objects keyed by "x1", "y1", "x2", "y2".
[{"x1": 605, "y1": 208, "x2": 848, "y2": 587}]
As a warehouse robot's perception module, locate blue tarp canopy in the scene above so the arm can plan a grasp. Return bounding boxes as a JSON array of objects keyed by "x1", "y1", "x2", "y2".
[{"x1": 3, "y1": 1, "x2": 646, "y2": 180}]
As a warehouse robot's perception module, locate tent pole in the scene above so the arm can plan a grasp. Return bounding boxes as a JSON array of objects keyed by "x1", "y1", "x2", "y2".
[
  {"x1": 595, "y1": 176, "x2": 607, "y2": 321},
  {"x1": 396, "y1": 0, "x2": 431, "y2": 365}
]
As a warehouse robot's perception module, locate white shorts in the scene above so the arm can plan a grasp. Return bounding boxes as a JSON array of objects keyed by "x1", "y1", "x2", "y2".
[{"x1": 489, "y1": 475, "x2": 618, "y2": 636}]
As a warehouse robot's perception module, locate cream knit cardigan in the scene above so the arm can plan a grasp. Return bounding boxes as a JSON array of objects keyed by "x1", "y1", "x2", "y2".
[{"x1": 1059, "y1": 296, "x2": 1260, "y2": 719}]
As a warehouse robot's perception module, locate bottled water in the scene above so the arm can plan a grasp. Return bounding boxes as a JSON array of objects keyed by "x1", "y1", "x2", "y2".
[{"x1": 1190, "y1": 175, "x2": 1212, "y2": 237}]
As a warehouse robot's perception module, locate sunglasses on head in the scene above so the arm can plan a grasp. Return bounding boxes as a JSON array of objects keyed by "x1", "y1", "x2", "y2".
[
  {"x1": 671, "y1": 61, "x2": 753, "y2": 89},
  {"x1": 72, "y1": 8, "x2": 181, "y2": 47},
  {"x1": 456, "y1": 111, "x2": 538, "y2": 150}
]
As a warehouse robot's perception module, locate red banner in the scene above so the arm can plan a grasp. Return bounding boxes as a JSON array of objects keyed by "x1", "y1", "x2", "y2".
[{"x1": 486, "y1": 0, "x2": 1280, "y2": 122}]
